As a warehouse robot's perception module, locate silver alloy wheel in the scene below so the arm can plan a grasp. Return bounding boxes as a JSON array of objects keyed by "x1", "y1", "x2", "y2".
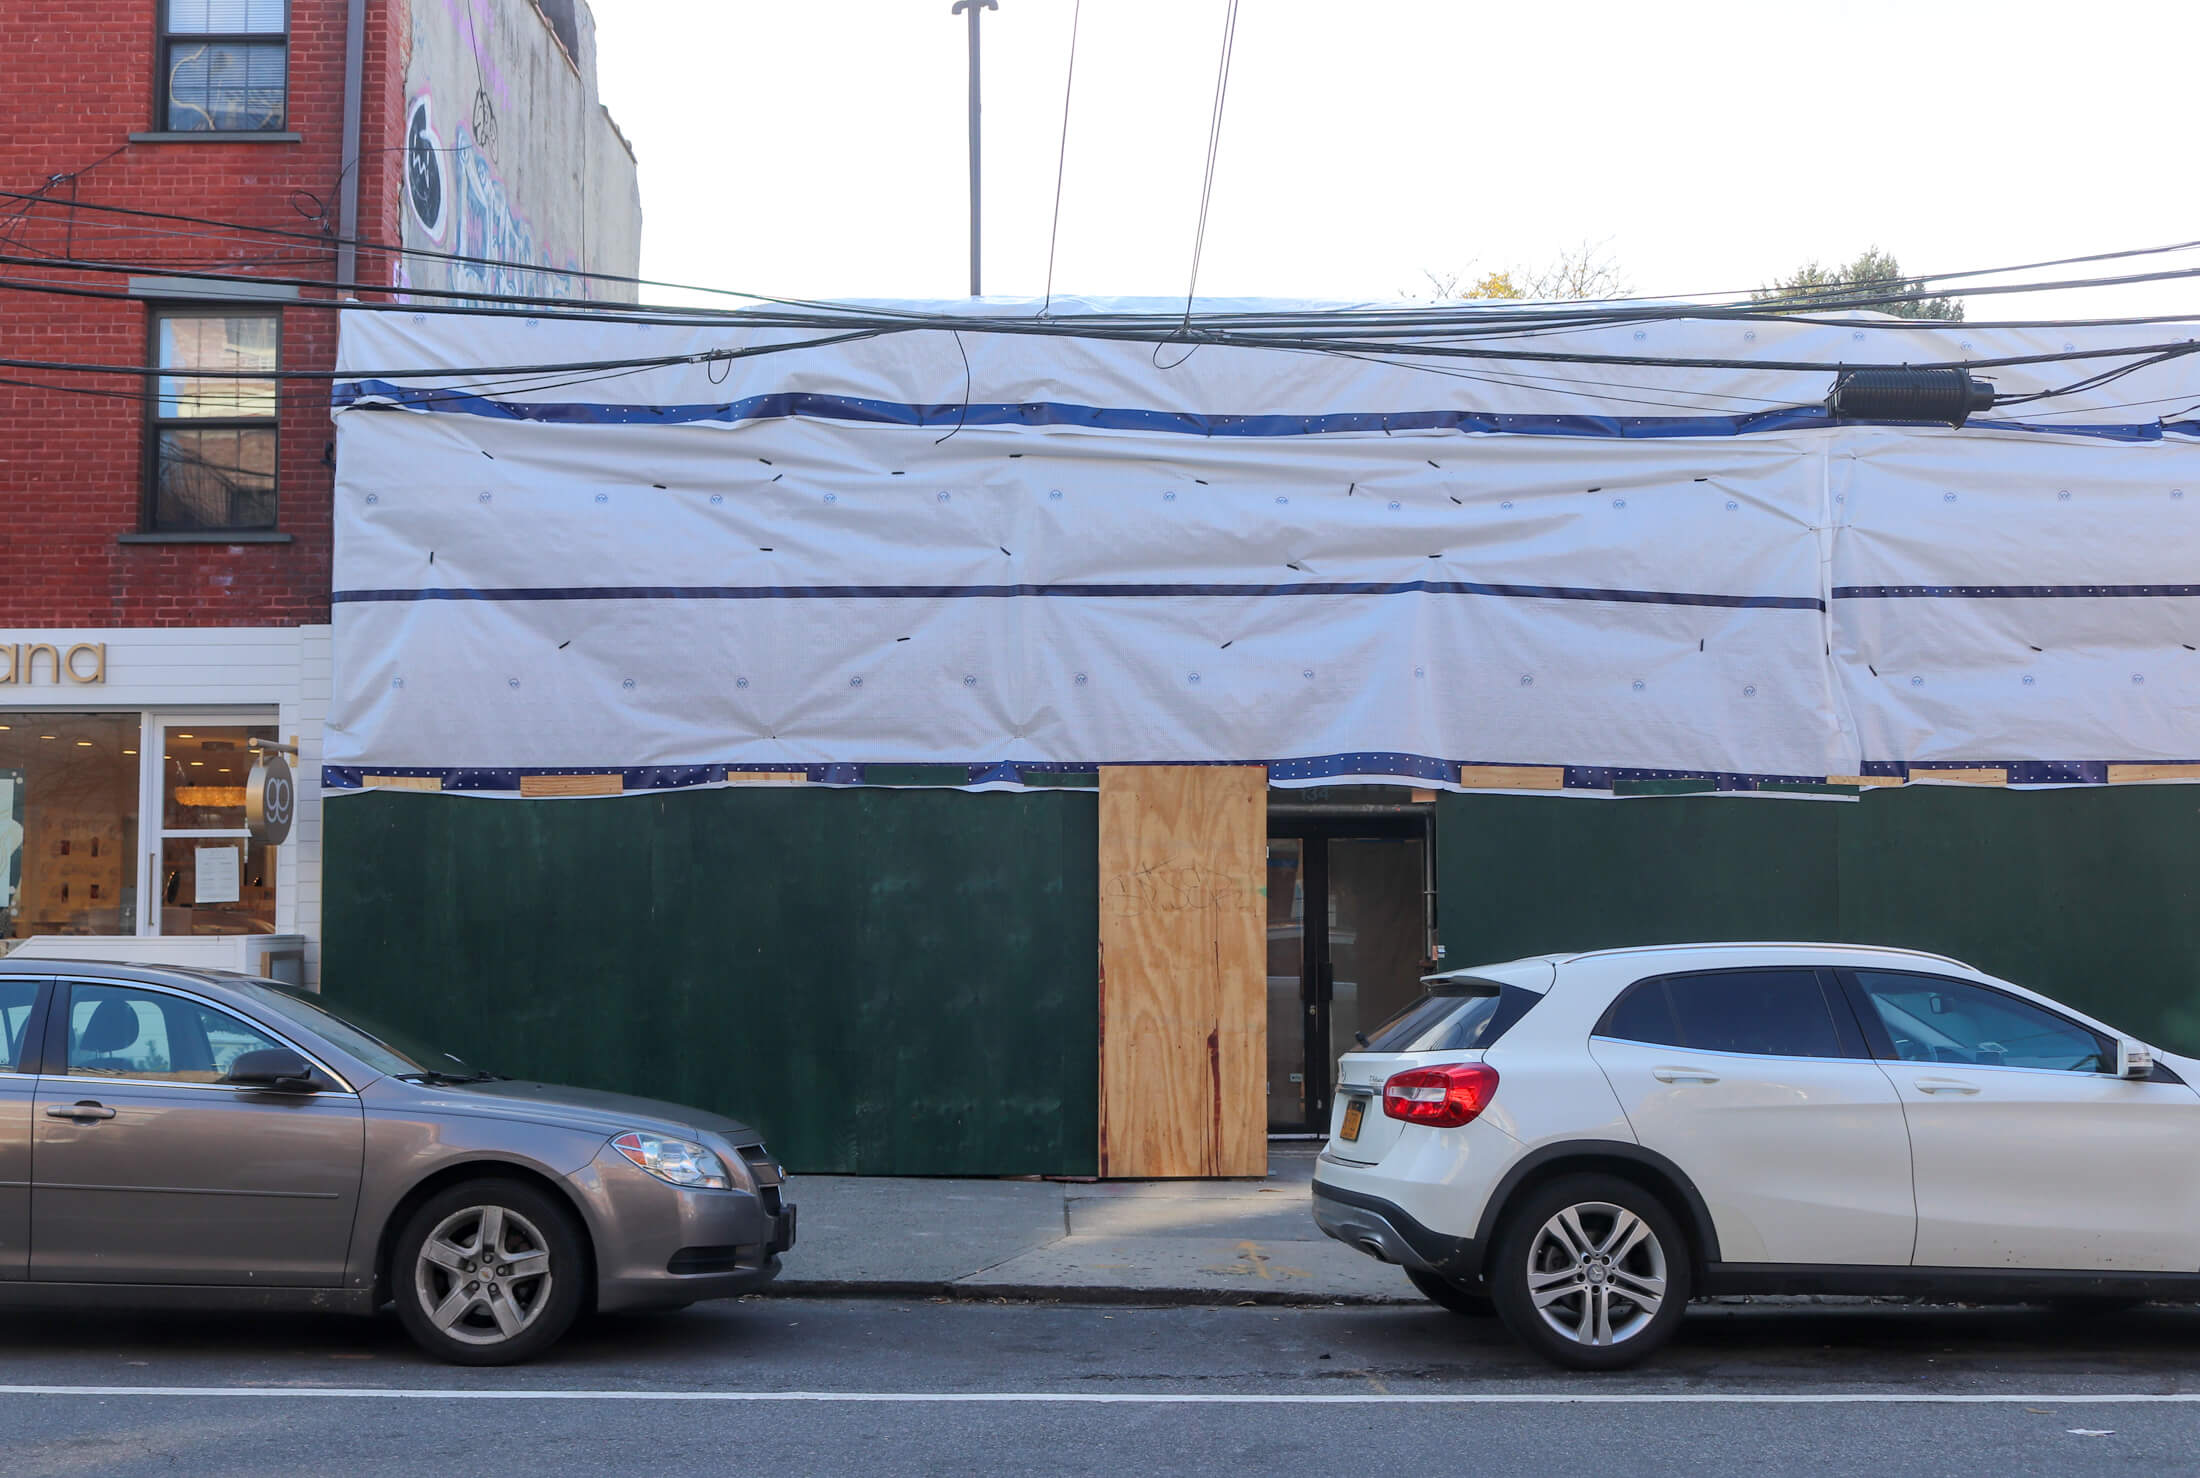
[
  {"x1": 1523, "y1": 1200, "x2": 1667, "y2": 1346},
  {"x1": 413, "y1": 1204, "x2": 556, "y2": 1347}
]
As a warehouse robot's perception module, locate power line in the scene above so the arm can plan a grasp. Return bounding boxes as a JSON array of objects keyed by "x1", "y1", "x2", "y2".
[
  {"x1": 15, "y1": 188, "x2": 2200, "y2": 346},
  {"x1": 12, "y1": 239, "x2": 2200, "y2": 403},
  {"x1": 1040, "y1": 0, "x2": 1082, "y2": 317},
  {"x1": 16, "y1": 174, "x2": 2200, "y2": 331},
  {"x1": 1179, "y1": 0, "x2": 1241, "y2": 329}
]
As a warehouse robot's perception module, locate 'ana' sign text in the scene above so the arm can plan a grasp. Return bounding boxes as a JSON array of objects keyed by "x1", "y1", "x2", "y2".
[{"x1": 0, "y1": 643, "x2": 107, "y2": 685}]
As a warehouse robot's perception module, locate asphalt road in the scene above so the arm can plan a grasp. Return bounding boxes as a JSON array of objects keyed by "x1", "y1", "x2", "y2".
[{"x1": 10, "y1": 1297, "x2": 2200, "y2": 1476}]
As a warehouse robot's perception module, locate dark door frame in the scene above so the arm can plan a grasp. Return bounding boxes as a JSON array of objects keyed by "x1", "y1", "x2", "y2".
[{"x1": 1267, "y1": 813, "x2": 1429, "y2": 1133}]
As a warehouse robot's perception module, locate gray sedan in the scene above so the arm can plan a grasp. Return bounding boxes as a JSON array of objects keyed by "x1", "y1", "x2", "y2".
[{"x1": 0, "y1": 958, "x2": 795, "y2": 1364}]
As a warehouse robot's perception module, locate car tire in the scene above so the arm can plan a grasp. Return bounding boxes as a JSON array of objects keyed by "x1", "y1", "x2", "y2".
[
  {"x1": 392, "y1": 1178, "x2": 588, "y2": 1366},
  {"x1": 1488, "y1": 1173, "x2": 1691, "y2": 1371},
  {"x1": 1406, "y1": 1267, "x2": 1496, "y2": 1317}
]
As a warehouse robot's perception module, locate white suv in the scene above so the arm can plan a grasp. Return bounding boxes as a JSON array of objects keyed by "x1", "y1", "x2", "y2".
[{"x1": 1311, "y1": 942, "x2": 2199, "y2": 1370}]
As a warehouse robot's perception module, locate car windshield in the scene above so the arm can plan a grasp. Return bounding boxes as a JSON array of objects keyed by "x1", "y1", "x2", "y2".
[
  {"x1": 1361, "y1": 977, "x2": 1539, "y2": 1054},
  {"x1": 230, "y1": 980, "x2": 482, "y2": 1081}
]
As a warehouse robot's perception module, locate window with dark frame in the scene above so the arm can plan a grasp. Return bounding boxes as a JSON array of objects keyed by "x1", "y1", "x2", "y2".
[
  {"x1": 160, "y1": 0, "x2": 288, "y2": 133},
  {"x1": 146, "y1": 307, "x2": 281, "y2": 533}
]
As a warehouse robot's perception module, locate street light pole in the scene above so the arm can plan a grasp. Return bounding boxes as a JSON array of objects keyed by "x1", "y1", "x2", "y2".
[{"x1": 951, "y1": 0, "x2": 997, "y2": 297}]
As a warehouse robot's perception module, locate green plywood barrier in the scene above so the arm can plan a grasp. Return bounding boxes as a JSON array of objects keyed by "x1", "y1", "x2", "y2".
[
  {"x1": 1436, "y1": 787, "x2": 2200, "y2": 1053},
  {"x1": 323, "y1": 787, "x2": 1100, "y2": 1175}
]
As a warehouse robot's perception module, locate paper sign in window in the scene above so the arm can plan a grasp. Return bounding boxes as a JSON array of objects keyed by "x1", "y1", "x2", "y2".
[{"x1": 195, "y1": 844, "x2": 241, "y2": 905}]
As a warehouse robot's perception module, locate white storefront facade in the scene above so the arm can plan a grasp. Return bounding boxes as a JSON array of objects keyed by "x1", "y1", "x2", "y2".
[{"x1": 0, "y1": 625, "x2": 331, "y2": 984}]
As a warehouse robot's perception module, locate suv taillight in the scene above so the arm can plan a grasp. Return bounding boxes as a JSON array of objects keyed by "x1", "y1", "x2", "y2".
[{"x1": 1381, "y1": 1062, "x2": 1499, "y2": 1128}]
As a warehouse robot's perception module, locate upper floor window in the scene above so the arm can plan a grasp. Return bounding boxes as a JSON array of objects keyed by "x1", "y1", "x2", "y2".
[
  {"x1": 147, "y1": 307, "x2": 281, "y2": 532},
  {"x1": 162, "y1": 0, "x2": 288, "y2": 133}
]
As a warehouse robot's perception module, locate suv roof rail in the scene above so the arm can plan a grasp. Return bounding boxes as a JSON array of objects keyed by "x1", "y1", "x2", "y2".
[{"x1": 1562, "y1": 940, "x2": 1979, "y2": 973}]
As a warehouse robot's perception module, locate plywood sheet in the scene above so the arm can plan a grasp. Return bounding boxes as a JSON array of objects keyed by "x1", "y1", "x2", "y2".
[
  {"x1": 1097, "y1": 765, "x2": 1267, "y2": 1178},
  {"x1": 519, "y1": 774, "x2": 624, "y2": 797},
  {"x1": 1910, "y1": 768, "x2": 2008, "y2": 787},
  {"x1": 361, "y1": 774, "x2": 444, "y2": 791},
  {"x1": 1457, "y1": 764, "x2": 1566, "y2": 791},
  {"x1": 2108, "y1": 764, "x2": 2200, "y2": 784}
]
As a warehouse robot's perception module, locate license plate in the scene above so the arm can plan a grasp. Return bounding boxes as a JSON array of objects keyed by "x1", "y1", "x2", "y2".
[{"x1": 1340, "y1": 1096, "x2": 1367, "y2": 1141}]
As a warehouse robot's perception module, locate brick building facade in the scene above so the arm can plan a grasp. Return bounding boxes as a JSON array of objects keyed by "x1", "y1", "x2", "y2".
[{"x1": 0, "y1": 0, "x2": 639, "y2": 975}]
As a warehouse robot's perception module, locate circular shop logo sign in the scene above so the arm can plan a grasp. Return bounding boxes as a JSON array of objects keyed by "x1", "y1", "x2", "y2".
[{"x1": 247, "y1": 752, "x2": 296, "y2": 847}]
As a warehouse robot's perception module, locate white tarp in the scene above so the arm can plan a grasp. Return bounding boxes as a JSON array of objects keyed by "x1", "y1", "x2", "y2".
[{"x1": 327, "y1": 301, "x2": 2200, "y2": 794}]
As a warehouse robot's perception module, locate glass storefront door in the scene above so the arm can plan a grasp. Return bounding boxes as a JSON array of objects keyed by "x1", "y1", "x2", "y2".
[
  {"x1": 1265, "y1": 839, "x2": 1307, "y2": 1131},
  {"x1": 1265, "y1": 821, "x2": 1432, "y2": 1133},
  {"x1": 146, "y1": 717, "x2": 278, "y2": 936}
]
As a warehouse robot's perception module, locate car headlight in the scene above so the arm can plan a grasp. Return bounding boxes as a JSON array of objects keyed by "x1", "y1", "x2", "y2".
[{"x1": 611, "y1": 1131, "x2": 738, "y2": 1190}]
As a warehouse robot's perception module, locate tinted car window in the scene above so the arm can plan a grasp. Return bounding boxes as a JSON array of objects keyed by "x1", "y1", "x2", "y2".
[
  {"x1": 1362, "y1": 980, "x2": 1541, "y2": 1053},
  {"x1": 1601, "y1": 969, "x2": 1847, "y2": 1059},
  {"x1": 1601, "y1": 977, "x2": 1682, "y2": 1048},
  {"x1": 1853, "y1": 971, "x2": 2108, "y2": 1073},
  {"x1": 0, "y1": 979, "x2": 38, "y2": 1072},
  {"x1": 67, "y1": 983, "x2": 283, "y2": 1082}
]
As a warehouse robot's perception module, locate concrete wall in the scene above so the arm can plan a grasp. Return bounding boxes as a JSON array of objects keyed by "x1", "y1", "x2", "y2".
[{"x1": 396, "y1": 0, "x2": 641, "y2": 305}]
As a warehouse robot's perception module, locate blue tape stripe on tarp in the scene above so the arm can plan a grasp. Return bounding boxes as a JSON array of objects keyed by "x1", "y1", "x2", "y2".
[
  {"x1": 321, "y1": 756, "x2": 2185, "y2": 794},
  {"x1": 1835, "y1": 583, "x2": 2200, "y2": 600},
  {"x1": 1267, "y1": 752, "x2": 1461, "y2": 783},
  {"x1": 335, "y1": 380, "x2": 1829, "y2": 438},
  {"x1": 331, "y1": 380, "x2": 2200, "y2": 443},
  {"x1": 331, "y1": 580, "x2": 1824, "y2": 612}
]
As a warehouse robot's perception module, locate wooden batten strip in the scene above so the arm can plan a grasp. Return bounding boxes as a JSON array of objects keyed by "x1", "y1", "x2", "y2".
[
  {"x1": 1909, "y1": 767, "x2": 2008, "y2": 787},
  {"x1": 725, "y1": 770, "x2": 808, "y2": 785},
  {"x1": 1456, "y1": 764, "x2": 1567, "y2": 791},
  {"x1": 360, "y1": 774, "x2": 443, "y2": 792},
  {"x1": 2108, "y1": 764, "x2": 2200, "y2": 784},
  {"x1": 1826, "y1": 774, "x2": 1904, "y2": 789},
  {"x1": 519, "y1": 773, "x2": 624, "y2": 797}
]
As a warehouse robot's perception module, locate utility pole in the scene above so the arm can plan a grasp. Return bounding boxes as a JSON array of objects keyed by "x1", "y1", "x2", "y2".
[{"x1": 951, "y1": 0, "x2": 996, "y2": 297}]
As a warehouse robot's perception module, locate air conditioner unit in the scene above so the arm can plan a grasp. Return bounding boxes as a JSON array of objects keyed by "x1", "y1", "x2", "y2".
[{"x1": 2, "y1": 933, "x2": 309, "y2": 988}]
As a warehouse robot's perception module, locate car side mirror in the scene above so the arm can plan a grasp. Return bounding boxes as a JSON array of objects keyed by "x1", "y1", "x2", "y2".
[
  {"x1": 224, "y1": 1047, "x2": 318, "y2": 1090},
  {"x1": 2115, "y1": 1038, "x2": 2154, "y2": 1079}
]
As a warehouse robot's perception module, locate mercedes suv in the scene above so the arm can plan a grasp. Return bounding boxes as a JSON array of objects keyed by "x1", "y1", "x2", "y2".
[{"x1": 1312, "y1": 942, "x2": 2196, "y2": 1369}]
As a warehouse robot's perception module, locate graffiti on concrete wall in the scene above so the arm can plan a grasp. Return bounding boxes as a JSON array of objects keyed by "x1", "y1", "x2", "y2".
[{"x1": 400, "y1": 91, "x2": 581, "y2": 305}]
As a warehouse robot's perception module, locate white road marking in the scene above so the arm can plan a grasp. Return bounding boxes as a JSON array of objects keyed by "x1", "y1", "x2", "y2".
[{"x1": 0, "y1": 1387, "x2": 2196, "y2": 1405}]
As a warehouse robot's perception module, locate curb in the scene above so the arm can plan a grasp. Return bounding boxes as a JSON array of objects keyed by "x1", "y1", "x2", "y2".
[{"x1": 761, "y1": 1279, "x2": 1420, "y2": 1308}]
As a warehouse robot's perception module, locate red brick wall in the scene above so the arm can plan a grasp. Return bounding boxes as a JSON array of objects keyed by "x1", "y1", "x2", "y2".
[{"x1": 0, "y1": 0, "x2": 412, "y2": 628}]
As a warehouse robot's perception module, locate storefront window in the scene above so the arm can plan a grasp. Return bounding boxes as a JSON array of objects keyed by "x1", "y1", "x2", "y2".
[
  {"x1": 156, "y1": 723, "x2": 276, "y2": 934},
  {"x1": 0, "y1": 714, "x2": 141, "y2": 939}
]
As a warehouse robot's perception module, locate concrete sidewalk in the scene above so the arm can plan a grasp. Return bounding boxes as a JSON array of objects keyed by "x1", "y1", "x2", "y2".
[{"x1": 769, "y1": 1143, "x2": 1422, "y2": 1306}]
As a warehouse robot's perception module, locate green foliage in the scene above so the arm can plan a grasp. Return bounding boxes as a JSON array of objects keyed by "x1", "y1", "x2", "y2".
[{"x1": 1754, "y1": 246, "x2": 1963, "y2": 321}]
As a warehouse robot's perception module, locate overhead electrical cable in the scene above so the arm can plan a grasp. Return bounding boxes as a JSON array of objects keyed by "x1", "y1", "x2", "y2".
[
  {"x1": 15, "y1": 191, "x2": 2200, "y2": 344},
  {"x1": 17, "y1": 177, "x2": 2200, "y2": 333},
  {"x1": 1039, "y1": 0, "x2": 1082, "y2": 317},
  {"x1": 1179, "y1": 0, "x2": 1241, "y2": 328},
  {"x1": 17, "y1": 240, "x2": 2200, "y2": 363}
]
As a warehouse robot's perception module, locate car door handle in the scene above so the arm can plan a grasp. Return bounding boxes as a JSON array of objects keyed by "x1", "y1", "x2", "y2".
[
  {"x1": 44, "y1": 1102, "x2": 116, "y2": 1120},
  {"x1": 1652, "y1": 1067, "x2": 1720, "y2": 1084},
  {"x1": 1913, "y1": 1079, "x2": 1980, "y2": 1095}
]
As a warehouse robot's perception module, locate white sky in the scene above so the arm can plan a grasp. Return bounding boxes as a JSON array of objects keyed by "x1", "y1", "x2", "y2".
[{"x1": 593, "y1": 1, "x2": 2200, "y2": 321}]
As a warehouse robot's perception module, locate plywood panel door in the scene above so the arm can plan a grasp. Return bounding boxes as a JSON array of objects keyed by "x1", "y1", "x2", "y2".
[{"x1": 1097, "y1": 765, "x2": 1267, "y2": 1178}]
